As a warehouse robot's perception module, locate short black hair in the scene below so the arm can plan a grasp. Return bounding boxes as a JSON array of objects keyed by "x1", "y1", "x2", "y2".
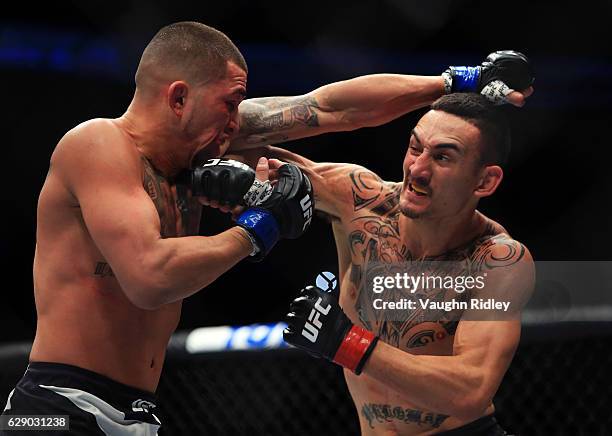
[
  {"x1": 135, "y1": 21, "x2": 247, "y2": 91},
  {"x1": 430, "y1": 93, "x2": 511, "y2": 166}
]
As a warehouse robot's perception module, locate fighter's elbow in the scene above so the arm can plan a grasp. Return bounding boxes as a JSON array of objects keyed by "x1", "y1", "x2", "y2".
[
  {"x1": 330, "y1": 110, "x2": 369, "y2": 132},
  {"x1": 118, "y1": 265, "x2": 174, "y2": 310},
  {"x1": 448, "y1": 389, "x2": 493, "y2": 421},
  {"x1": 121, "y1": 247, "x2": 182, "y2": 309},
  {"x1": 121, "y1": 279, "x2": 168, "y2": 310}
]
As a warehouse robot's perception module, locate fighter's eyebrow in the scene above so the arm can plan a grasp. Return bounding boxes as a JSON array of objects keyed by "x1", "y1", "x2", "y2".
[
  {"x1": 433, "y1": 143, "x2": 463, "y2": 154},
  {"x1": 411, "y1": 129, "x2": 462, "y2": 153}
]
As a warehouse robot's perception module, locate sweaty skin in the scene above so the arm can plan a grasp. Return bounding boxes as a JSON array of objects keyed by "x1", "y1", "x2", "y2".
[
  {"x1": 334, "y1": 184, "x2": 513, "y2": 435},
  {"x1": 32, "y1": 120, "x2": 202, "y2": 391},
  {"x1": 30, "y1": 71, "x2": 448, "y2": 393},
  {"x1": 223, "y1": 73, "x2": 534, "y2": 435},
  {"x1": 230, "y1": 124, "x2": 533, "y2": 435},
  {"x1": 31, "y1": 65, "x2": 532, "y2": 398},
  {"x1": 31, "y1": 61, "x2": 256, "y2": 392},
  {"x1": 30, "y1": 71, "x2": 447, "y2": 393}
]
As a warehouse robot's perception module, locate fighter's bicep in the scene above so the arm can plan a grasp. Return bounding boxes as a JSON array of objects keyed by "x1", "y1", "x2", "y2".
[
  {"x1": 233, "y1": 95, "x2": 332, "y2": 148},
  {"x1": 452, "y1": 319, "x2": 521, "y2": 400},
  {"x1": 79, "y1": 182, "x2": 161, "y2": 257},
  {"x1": 285, "y1": 161, "x2": 390, "y2": 221},
  {"x1": 452, "y1": 243, "x2": 534, "y2": 392},
  {"x1": 52, "y1": 123, "x2": 162, "y2": 283},
  {"x1": 78, "y1": 173, "x2": 165, "y2": 286}
]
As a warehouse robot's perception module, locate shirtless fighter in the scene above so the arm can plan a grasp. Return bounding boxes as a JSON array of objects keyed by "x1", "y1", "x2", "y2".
[
  {"x1": 1, "y1": 18, "x2": 532, "y2": 435},
  {"x1": 281, "y1": 93, "x2": 535, "y2": 435}
]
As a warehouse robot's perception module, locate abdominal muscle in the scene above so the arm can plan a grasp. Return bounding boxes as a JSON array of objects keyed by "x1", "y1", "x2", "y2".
[
  {"x1": 337, "y1": 265, "x2": 494, "y2": 435},
  {"x1": 30, "y1": 248, "x2": 182, "y2": 392},
  {"x1": 344, "y1": 361, "x2": 494, "y2": 436}
]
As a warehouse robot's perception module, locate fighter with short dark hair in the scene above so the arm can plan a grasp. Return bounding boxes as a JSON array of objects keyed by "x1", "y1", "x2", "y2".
[{"x1": 1, "y1": 19, "x2": 532, "y2": 434}]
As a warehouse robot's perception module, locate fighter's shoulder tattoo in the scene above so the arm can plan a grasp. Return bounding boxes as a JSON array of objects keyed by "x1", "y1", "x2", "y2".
[
  {"x1": 346, "y1": 168, "x2": 404, "y2": 266},
  {"x1": 470, "y1": 233, "x2": 526, "y2": 271},
  {"x1": 238, "y1": 95, "x2": 320, "y2": 144},
  {"x1": 348, "y1": 167, "x2": 401, "y2": 214}
]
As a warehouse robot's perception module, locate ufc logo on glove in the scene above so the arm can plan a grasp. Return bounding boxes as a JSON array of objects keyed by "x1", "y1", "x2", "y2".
[
  {"x1": 300, "y1": 194, "x2": 313, "y2": 230},
  {"x1": 301, "y1": 298, "x2": 331, "y2": 342}
]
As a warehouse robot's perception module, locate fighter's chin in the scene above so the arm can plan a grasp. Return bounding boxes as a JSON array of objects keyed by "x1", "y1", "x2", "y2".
[
  {"x1": 400, "y1": 204, "x2": 426, "y2": 219},
  {"x1": 399, "y1": 194, "x2": 429, "y2": 219}
]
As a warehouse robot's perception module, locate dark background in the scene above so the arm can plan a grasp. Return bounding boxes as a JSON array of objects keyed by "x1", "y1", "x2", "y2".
[{"x1": 1, "y1": 0, "x2": 611, "y2": 342}]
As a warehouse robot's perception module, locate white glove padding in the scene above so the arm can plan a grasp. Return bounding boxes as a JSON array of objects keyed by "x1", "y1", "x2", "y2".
[
  {"x1": 243, "y1": 179, "x2": 274, "y2": 206},
  {"x1": 480, "y1": 80, "x2": 514, "y2": 105}
]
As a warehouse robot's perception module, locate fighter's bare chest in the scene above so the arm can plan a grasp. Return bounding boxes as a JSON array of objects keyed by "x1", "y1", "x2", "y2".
[
  {"x1": 340, "y1": 214, "x2": 465, "y2": 351},
  {"x1": 142, "y1": 159, "x2": 201, "y2": 238}
]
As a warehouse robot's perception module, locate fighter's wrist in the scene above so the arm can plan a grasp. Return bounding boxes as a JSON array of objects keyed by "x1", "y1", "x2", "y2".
[
  {"x1": 332, "y1": 325, "x2": 379, "y2": 375},
  {"x1": 442, "y1": 66, "x2": 481, "y2": 93},
  {"x1": 236, "y1": 208, "x2": 280, "y2": 260},
  {"x1": 234, "y1": 227, "x2": 260, "y2": 257}
]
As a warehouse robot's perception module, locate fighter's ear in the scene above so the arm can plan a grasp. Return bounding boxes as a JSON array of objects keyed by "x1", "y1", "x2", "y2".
[
  {"x1": 168, "y1": 81, "x2": 189, "y2": 116},
  {"x1": 474, "y1": 165, "x2": 503, "y2": 198}
]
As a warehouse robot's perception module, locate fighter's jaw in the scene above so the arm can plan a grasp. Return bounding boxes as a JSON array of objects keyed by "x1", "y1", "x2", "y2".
[
  {"x1": 399, "y1": 187, "x2": 431, "y2": 218},
  {"x1": 190, "y1": 140, "x2": 222, "y2": 168}
]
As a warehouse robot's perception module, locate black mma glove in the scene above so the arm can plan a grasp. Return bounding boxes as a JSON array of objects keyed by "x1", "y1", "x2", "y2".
[
  {"x1": 236, "y1": 163, "x2": 314, "y2": 261},
  {"x1": 182, "y1": 158, "x2": 273, "y2": 207},
  {"x1": 442, "y1": 50, "x2": 534, "y2": 105},
  {"x1": 283, "y1": 286, "x2": 378, "y2": 375}
]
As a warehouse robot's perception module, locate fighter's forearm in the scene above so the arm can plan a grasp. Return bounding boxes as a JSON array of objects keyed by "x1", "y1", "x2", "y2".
[
  {"x1": 362, "y1": 341, "x2": 492, "y2": 420},
  {"x1": 232, "y1": 75, "x2": 444, "y2": 149},
  {"x1": 314, "y1": 74, "x2": 445, "y2": 128},
  {"x1": 127, "y1": 227, "x2": 252, "y2": 309}
]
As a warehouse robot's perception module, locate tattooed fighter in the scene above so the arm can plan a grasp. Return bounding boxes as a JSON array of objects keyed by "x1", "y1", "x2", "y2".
[
  {"x1": 279, "y1": 97, "x2": 535, "y2": 433},
  {"x1": 2, "y1": 16, "x2": 531, "y2": 435}
]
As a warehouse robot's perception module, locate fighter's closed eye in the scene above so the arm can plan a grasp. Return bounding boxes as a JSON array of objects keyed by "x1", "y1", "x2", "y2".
[{"x1": 409, "y1": 145, "x2": 422, "y2": 155}]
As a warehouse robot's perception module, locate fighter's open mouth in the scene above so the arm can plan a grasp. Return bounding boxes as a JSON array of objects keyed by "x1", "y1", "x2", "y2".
[{"x1": 409, "y1": 182, "x2": 428, "y2": 196}]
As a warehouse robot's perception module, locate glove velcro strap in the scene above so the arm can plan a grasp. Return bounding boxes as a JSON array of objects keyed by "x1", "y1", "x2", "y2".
[
  {"x1": 236, "y1": 208, "x2": 280, "y2": 260},
  {"x1": 449, "y1": 66, "x2": 481, "y2": 92},
  {"x1": 332, "y1": 325, "x2": 379, "y2": 375}
]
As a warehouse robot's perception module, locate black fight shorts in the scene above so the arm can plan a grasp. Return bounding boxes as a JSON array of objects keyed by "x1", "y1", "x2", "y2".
[{"x1": 1, "y1": 362, "x2": 161, "y2": 435}]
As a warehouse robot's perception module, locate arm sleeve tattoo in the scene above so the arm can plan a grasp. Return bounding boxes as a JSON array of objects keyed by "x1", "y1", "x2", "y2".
[{"x1": 237, "y1": 95, "x2": 321, "y2": 144}]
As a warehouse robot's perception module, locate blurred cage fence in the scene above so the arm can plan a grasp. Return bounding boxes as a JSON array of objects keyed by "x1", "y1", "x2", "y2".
[{"x1": 0, "y1": 319, "x2": 611, "y2": 436}]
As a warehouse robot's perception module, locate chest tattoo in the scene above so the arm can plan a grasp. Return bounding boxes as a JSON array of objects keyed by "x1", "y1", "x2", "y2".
[{"x1": 345, "y1": 171, "x2": 522, "y2": 348}]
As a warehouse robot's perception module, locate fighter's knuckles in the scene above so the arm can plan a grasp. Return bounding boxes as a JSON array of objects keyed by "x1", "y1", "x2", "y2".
[
  {"x1": 189, "y1": 158, "x2": 255, "y2": 206},
  {"x1": 258, "y1": 164, "x2": 314, "y2": 239}
]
